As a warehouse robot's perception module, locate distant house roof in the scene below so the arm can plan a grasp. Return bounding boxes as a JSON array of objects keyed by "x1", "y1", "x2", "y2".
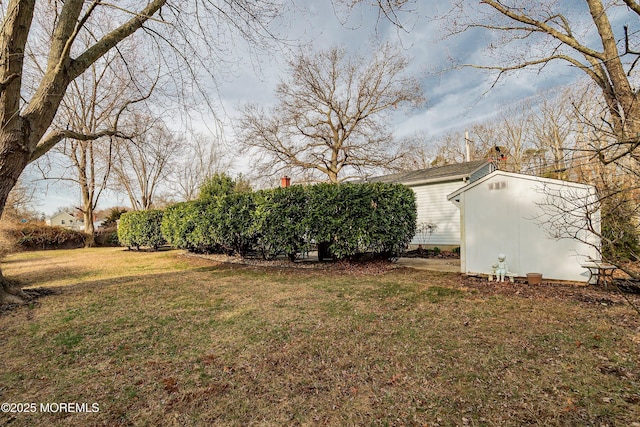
[
  {"x1": 366, "y1": 160, "x2": 492, "y2": 186},
  {"x1": 49, "y1": 212, "x2": 75, "y2": 221}
]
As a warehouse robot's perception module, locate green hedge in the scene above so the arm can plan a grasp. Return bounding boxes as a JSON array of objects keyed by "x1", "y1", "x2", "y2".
[
  {"x1": 162, "y1": 194, "x2": 257, "y2": 256},
  {"x1": 13, "y1": 224, "x2": 85, "y2": 251},
  {"x1": 94, "y1": 226, "x2": 119, "y2": 247},
  {"x1": 161, "y1": 201, "x2": 202, "y2": 252},
  {"x1": 252, "y1": 186, "x2": 309, "y2": 261},
  {"x1": 160, "y1": 182, "x2": 416, "y2": 261},
  {"x1": 215, "y1": 193, "x2": 257, "y2": 256},
  {"x1": 307, "y1": 183, "x2": 416, "y2": 260},
  {"x1": 118, "y1": 210, "x2": 166, "y2": 250}
]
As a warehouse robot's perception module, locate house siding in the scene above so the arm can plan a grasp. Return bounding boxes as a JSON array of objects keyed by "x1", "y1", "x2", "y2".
[
  {"x1": 410, "y1": 180, "x2": 466, "y2": 246},
  {"x1": 46, "y1": 212, "x2": 83, "y2": 230},
  {"x1": 364, "y1": 161, "x2": 495, "y2": 248}
]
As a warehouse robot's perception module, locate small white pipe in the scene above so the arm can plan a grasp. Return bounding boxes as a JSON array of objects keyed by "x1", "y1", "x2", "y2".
[{"x1": 464, "y1": 131, "x2": 471, "y2": 162}]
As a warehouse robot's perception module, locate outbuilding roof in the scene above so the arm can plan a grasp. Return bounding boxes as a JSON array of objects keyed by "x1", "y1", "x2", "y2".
[
  {"x1": 366, "y1": 160, "x2": 491, "y2": 186},
  {"x1": 446, "y1": 169, "x2": 597, "y2": 202}
]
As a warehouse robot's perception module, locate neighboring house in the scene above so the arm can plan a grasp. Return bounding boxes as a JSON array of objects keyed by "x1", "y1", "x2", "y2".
[
  {"x1": 46, "y1": 212, "x2": 84, "y2": 230},
  {"x1": 367, "y1": 160, "x2": 496, "y2": 247},
  {"x1": 447, "y1": 170, "x2": 600, "y2": 282}
]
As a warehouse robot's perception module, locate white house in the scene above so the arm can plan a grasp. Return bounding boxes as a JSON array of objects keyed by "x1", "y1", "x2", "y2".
[
  {"x1": 46, "y1": 212, "x2": 83, "y2": 230},
  {"x1": 447, "y1": 170, "x2": 600, "y2": 282},
  {"x1": 367, "y1": 160, "x2": 496, "y2": 247}
]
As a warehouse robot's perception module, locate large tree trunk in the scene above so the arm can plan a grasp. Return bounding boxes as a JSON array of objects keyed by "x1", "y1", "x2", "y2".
[
  {"x1": 0, "y1": 134, "x2": 33, "y2": 304},
  {"x1": 0, "y1": 0, "x2": 168, "y2": 305},
  {"x1": 83, "y1": 210, "x2": 96, "y2": 248},
  {"x1": 0, "y1": 269, "x2": 29, "y2": 304}
]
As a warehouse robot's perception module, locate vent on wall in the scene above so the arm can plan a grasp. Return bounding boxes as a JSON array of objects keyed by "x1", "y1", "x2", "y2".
[{"x1": 489, "y1": 181, "x2": 507, "y2": 190}]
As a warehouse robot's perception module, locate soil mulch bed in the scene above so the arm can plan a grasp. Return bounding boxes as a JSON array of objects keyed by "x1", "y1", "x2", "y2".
[
  {"x1": 403, "y1": 249, "x2": 460, "y2": 259},
  {"x1": 460, "y1": 274, "x2": 640, "y2": 308},
  {"x1": 183, "y1": 252, "x2": 401, "y2": 276}
]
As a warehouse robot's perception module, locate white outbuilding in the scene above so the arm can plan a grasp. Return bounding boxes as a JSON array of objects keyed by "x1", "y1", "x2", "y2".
[{"x1": 447, "y1": 170, "x2": 601, "y2": 282}]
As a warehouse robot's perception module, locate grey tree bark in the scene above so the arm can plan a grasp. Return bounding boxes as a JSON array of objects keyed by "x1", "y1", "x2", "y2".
[{"x1": 0, "y1": 0, "x2": 166, "y2": 303}]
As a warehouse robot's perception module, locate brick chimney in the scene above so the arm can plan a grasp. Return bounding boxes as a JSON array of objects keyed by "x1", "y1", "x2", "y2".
[{"x1": 280, "y1": 176, "x2": 291, "y2": 188}]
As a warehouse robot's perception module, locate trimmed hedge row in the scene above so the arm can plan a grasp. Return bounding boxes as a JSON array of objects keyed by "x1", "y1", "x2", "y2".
[
  {"x1": 161, "y1": 182, "x2": 416, "y2": 261},
  {"x1": 12, "y1": 224, "x2": 85, "y2": 251},
  {"x1": 308, "y1": 183, "x2": 416, "y2": 260},
  {"x1": 252, "y1": 186, "x2": 310, "y2": 261},
  {"x1": 118, "y1": 209, "x2": 165, "y2": 250}
]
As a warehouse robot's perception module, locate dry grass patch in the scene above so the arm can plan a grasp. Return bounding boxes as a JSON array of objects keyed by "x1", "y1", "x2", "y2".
[{"x1": 0, "y1": 248, "x2": 638, "y2": 426}]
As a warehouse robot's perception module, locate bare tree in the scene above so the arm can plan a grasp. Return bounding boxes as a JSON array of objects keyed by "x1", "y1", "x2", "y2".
[
  {"x1": 0, "y1": 0, "x2": 413, "y2": 303},
  {"x1": 49, "y1": 44, "x2": 153, "y2": 246},
  {"x1": 428, "y1": 122, "x2": 498, "y2": 166},
  {"x1": 493, "y1": 93, "x2": 573, "y2": 178},
  {"x1": 447, "y1": 0, "x2": 640, "y2": 165},
  {"x1": 389, "y1": 132, "x2": 437, "y2": 171},
  {"x1": 495, "y1": 103, "x2": 534, "y2": 173},
  {"x1": 568, "y1": 84, "x2": 640, "y2": 275},
  {"x1": 112, "y1": 115, "x2": 182, "y2": 211},
  {"x1": 0, "y1": 1, "x2": 173, "y2": 302},
  {"x1": 237, "y1": 44, "x2": 425, "y2": 183},
  {"x1": 528, "y1": 91, "x2": 573, "y2": 179},
  {"x1": 171, "y1": 132, "x2": 231, "y2": 202},
  {"x1": 1, "y1": 177, "x2": 37, "y2": 222}
]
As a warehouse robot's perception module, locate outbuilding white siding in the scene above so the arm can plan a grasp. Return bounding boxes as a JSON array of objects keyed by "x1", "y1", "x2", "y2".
[{"x1": 448, "y1": 171, "x2": 600, "y2": 282}]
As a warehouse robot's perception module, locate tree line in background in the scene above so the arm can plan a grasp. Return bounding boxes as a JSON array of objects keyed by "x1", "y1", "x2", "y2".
[
  {"x1": 10, "y1": 40, "x2": 422, "y2": 247},
  {"x1": 410, "y1": 81, "x2": 639, "y2": 275},
  {"x1": 6, "y1": 63, "x2": 638, "y2": 275}
]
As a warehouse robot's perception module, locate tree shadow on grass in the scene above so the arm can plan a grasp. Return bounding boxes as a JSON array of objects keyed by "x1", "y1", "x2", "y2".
[{"x1": 0, "y1": 259, "x2": 238, "y2": 314}]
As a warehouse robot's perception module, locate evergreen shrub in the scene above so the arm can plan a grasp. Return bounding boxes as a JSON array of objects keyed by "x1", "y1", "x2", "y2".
[
  {"x1": 159, "y1": 182, "x2": 416, "y2": 261},
  {"x1": 307, "y1": 183, "x2": 416, "y2": 260},
  {"x1": 161, "y1": 201, "x2": 202, "y2": 251},
  {"x1": 252, "y1": 186, "x2": 309, "y2": 260},
  {"x1": 118, "y1": 210, "x2": 165, "y2": 250}
]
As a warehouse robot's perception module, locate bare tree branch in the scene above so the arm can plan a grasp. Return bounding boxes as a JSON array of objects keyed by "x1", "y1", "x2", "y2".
[
  {"x1": 237, "y1": 43, "x2": 424, "y2": 183},
  {"x1": 31, "y1": 128, "x2": 128, "y2": 163},
  {"x1": 448, "y1": 0, "x2": 640, "y2": 170}
]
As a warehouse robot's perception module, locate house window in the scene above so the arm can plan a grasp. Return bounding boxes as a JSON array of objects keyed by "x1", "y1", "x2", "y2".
[{"x1": 61, "y1": 220, "x2": 65, "y2": 224}]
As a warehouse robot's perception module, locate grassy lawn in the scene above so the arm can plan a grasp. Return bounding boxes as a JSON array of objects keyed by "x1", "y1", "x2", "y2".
[{"x1": 0, "y1": 248, "x2": 639, "y2": 426}]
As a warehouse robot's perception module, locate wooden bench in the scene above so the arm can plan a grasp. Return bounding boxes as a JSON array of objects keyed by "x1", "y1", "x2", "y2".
[
  {"x1": 488, "y1": 271, "x2": 516, "y2": 283},
  {"x1": 580, "y1": 259, "x2": 617, "y2": 287}
]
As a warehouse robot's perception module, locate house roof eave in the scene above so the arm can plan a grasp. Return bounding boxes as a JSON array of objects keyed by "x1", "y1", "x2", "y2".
[
  {"x1": 402, "y1": 174, "x2": 470, "y2": 187},
  {"x1": 367, "y1": 160, "x2": 491, "y2": 186}
]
